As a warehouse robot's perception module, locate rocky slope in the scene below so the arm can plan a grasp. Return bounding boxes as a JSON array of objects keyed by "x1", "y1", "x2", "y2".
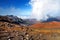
[
  {"x1": 0, "y1": 15, "x2": 60, "y2": 40},
  {"x1": 0, "y1": 21, "x2": 60, "y2": 40},
  {"x1": 0, "y1": 15, "x2": 25, "y2": 24}
]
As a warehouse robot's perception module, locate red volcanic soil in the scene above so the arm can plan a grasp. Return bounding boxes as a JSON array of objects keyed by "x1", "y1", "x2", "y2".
[{"x1": 30, "y1": 21, "x2": 60, "y2": 28}]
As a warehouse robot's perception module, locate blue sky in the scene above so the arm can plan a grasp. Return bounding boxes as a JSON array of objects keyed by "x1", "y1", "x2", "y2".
[
  {"x1": 0, "y1": 0, "x2": 31, "y2": 9},
  {"x1": 0, "y1": 0, "x2": 60, "y2": 20},
  {"x1": 0, "y1": 0, "x2": 31, "y2": 18}
]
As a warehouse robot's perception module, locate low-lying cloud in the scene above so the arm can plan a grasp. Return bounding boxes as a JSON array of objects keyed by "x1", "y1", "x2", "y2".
[{"x1": 29, "y1": 0, "x2": 60, "y2": 21}]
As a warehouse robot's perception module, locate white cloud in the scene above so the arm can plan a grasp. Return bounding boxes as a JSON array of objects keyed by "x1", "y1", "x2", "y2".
[
  {"x1": 18, "y1": 16, "x2": 30, "y2": 19},
  {"x1": 29, "y1": 0, "x2": 60, "y2": 21}
]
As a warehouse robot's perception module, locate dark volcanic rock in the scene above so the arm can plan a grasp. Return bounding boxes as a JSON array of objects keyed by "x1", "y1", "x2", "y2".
[{"x1": 0, "y1": 15, "x2": 26, "y2": 25}]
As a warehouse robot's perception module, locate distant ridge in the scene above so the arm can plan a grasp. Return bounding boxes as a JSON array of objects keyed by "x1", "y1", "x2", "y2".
[
  {"x1": 0, "y1": 15, "x2": 36, "y2": 26},
  {"x1": 43, "y1": 16, "x2": 60, "y2": 22},
  {"x1": 0, "y1": 15, "x2": 25, "y2": 24}
]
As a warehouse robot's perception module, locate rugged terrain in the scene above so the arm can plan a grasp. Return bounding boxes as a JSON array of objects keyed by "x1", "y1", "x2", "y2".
[{"x1": 0, "y1": 15, "x2": 60, "y2": 40}]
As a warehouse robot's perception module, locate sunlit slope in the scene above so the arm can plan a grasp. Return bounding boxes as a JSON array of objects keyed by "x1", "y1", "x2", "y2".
[
  {"x1": 30, "y1": 21, "x2": 60, "y2": 28},
  {"x1": 1, "y1": 21, "x2": 60, "y2": 33}
]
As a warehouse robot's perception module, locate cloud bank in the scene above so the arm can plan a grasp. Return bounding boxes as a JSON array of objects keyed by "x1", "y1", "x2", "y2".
[{"x1": 29, "y1": 0, "x2": 60, "y2": 21}]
